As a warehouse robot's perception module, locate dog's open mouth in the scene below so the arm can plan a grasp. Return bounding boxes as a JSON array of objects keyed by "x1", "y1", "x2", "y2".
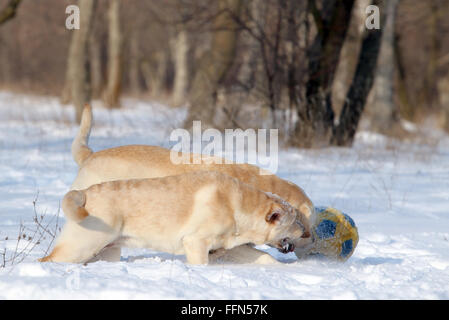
[{"x1": 278, "y1": 238, "x2": 295, "y2": 253}]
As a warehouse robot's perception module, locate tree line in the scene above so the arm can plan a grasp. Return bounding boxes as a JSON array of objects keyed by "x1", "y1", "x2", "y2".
[{"x1": 1, "y1": 0, "x2": 448, "y2": 148}]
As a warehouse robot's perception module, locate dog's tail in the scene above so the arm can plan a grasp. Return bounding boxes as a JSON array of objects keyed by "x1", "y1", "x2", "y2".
[
  {"x1": 72, "y1": 104, "x2": 93, "y2": 167},
  {"x1": 62, "y1": 190, "x2": 89, "y2": 223}
]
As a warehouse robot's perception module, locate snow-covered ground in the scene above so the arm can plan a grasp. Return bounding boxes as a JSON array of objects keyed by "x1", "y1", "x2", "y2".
[{"x1": 0, "y1": 91, "x2": 448, "y2": 299}]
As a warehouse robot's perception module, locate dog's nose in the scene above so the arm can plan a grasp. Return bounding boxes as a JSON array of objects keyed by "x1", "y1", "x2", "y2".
[
  {"x1": 286, "y1": 242, "x2": 295, "y2": 252},
  {"x1": 280, "y1": 238, "x2": 295, "y2": 253}
]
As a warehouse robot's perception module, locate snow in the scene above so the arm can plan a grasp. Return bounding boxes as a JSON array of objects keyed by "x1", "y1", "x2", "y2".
[{"x1": 0, "y1": 91, "x2": 448, "y2": 299}]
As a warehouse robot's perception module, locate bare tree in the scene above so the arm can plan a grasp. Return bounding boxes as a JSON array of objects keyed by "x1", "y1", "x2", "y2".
[
  {"x1": 184, "y1": 0, "x2": 243, "y2": 129},
  {"x1": 332, "y1": 0, "x2": 387, "y2": 146},
  {"x1": 223, "y1": 0, "x2": 290, "y2": 129},
  {"x1": 424, "y1": 0, "x2": 440, "y2": 110},
  {"x1": 89, "y1": 25, "x2": 103, "y2": 99},
  {"x1": 103, "y1": 0, "x2": 122, "y2": 108},
  {"x1": 332, "y1": 0, "x2": 370, "y2": 116},
  {"x1": 438, "y1": 77, "x2": 449, "y2": 132},
  {"x1": 235, "y1": 0, "x2": 263, "y2": 96},
  {"x1": 171, "y1": 28, "x2": 189, "y2": 106},
  {"x1": 128, "y1": 29, "x2": 141, "y2": 95},
  {"x1": 291, "y1": 0, "x2": 356, "y2": 147},
  {"x1": 281, "y1": 0, "x2": 387, "y2": 147},
  {"x1": 141, "y1": 50, "x2": 168, "y2": 98},
  {"x1": 1, "y1": 0, "x2": 447, "y2": 146},
  {"x1": 61, "y1": 0, "x2": 97, "y2": 123},
  {"x1": 366, "y1": 0, "x2": 400, "y2": 134}
]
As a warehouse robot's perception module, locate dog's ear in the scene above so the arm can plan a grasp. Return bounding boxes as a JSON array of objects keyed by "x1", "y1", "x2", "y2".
[{"x1": 266, "y1": 208, "x2": 283, "y2": 224}]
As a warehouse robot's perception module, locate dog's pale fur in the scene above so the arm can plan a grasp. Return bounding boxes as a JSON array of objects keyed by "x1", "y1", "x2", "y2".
[
  {"x1": 64, "y1": 105, "x2": 315, "y2": 264},
  {"x1": 40, "y1": 171, "x2": 304, "y2": 264}
]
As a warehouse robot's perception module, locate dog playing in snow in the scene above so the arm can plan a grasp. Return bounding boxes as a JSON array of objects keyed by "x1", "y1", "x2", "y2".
[
  {"x1": 39, "y1": 171, "x2": 305, "y2": 264},
  {"x1": 65, "y1": 104, "x2": 315, "y2": 264}
]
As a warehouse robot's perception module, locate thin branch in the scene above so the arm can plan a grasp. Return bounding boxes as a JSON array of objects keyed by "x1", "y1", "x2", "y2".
[
  {"x1": 1, "y1": 192, "x2": 60, "y2": 269},
  {"x1": 0, "y1": 0, "x2": 22, "y2": 25},
  {"x1": 308, "y1": 0, "x2": 323, "y2": 36}
]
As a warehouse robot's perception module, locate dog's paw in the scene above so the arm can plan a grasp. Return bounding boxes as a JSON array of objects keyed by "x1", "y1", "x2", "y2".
[{"x1": 253, "y1": 254, "x2": 281, "y2": 265}]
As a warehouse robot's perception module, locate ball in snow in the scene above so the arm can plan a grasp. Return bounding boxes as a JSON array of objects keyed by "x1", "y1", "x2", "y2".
[{"x1": 309, "y1": 207, "x2": 359, "y2": 261}]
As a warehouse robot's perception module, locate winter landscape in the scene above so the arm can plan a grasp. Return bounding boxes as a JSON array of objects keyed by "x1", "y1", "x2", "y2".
[
  {"x1": 0, "y1": 92, "x2": 448, "y2": 299},
  {"x1": 1, "y1": 0, "x2": 449, "y2": 301}
]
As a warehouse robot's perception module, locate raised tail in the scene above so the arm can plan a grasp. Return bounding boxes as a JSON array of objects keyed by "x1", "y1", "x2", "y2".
[
  {"x1": 72, "y1": 104, "x2": 93, "y2": 166},
  {"x1": 62, "y1": 190, "x2": 89, "y2": 223}
]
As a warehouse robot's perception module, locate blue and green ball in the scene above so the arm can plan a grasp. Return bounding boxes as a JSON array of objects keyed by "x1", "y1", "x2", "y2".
[{"x1": 310, "y1": 207, "x2": 359, "y2": 261}]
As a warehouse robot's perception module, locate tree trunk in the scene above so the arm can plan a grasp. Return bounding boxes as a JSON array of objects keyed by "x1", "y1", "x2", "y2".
[
  {"x1": 368, "y1": 0, "x2": 400, "y2": 134},
  {"x1": 89, "y1": 30, "x2": 103, "y2": 99},
  {"x1": 237, "y1": 0, "x2": 265, "y2": 101},
  {"x1": 61, "y1": 0, "x2": 96, "y2": 123},
  {"x1": 332, "y1": 0, "x2": 371, "y2": 116},
  {"x1": 171, "y1": 29, "x2": 189, "y2": 106},
  {"x1": 183, "y1": 0, "x2": 243, "y2": 129},
  {"x1": 128, "y1": 30, "x2": 141, "y2": 95},
  {"x1": 0, "y1": 35, "x2": 11, "y2": 82},
  {"x1": 103, "y1": 0, "x2": 122, "y2": 108},
  {"x1": 394, "y1": 30, "x2": 414, "y2": 121},
  {"x1": 141, "y1": 51, "x2": 167, "y2": 98},
  {"x1": 424, "y1": 0, "x2": 440, "y2": 110},
  {"x1": 332, "y1": 0, "x2": 387, "y2": 146},
  {"x1": 439, "y1": 77, "x2": 449, "y2": 132},
  {"x1": 292, "y1": 0, "x2": 355, "y2": 148}
]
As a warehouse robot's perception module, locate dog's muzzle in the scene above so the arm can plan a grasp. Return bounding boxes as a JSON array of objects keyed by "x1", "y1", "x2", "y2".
[{"x1": 279, "y1": 238, "x2": 295, "y2": 254}]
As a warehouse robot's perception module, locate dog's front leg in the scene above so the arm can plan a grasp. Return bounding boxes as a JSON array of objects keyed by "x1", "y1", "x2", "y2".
[
  {"x1": 182, "y1": 236, "x2": 210, "y2": 265},
  {"x1": 209, "y1": 244, "x2": 281, "y2": 265}
]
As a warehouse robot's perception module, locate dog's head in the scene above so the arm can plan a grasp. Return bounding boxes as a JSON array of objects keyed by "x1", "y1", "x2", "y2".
[{"x1": 263, "y1": 193, "x2": 306, "y2": 253}]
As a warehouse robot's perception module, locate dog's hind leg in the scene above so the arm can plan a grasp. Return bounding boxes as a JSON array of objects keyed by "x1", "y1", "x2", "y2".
[
  {"x1": 39, "y1": 221, "x2": 118, "y2": 264},
  {"x1": 209, "y1": 244, "x2": 280, "y2": 265}
]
